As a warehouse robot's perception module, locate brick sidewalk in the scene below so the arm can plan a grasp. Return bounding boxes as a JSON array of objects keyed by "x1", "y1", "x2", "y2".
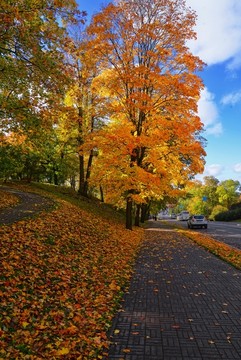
[{"x1": 106, "y1": 221, "x2": 241, "y2": 359}]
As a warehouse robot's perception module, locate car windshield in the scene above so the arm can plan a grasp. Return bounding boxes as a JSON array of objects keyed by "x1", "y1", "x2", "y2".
[{"x1": 193, "y1": 215, "x2": 204, "y2": 219}]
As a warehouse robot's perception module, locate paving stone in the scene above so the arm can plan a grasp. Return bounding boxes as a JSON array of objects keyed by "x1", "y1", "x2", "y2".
[{"x1": 106, "y1": 221, "x2": 241, "y2": 359}]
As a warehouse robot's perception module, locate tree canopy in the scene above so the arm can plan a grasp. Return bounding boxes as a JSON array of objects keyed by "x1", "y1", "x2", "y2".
[
  {"x1": 86, "y1": 0, "x2": 206, "y2": 228},
  {"x1": 1, "y1": 0, "x2": 208, "y2": 229}
]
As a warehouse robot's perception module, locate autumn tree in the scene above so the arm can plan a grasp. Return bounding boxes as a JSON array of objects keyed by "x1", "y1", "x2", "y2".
[
  {"x1": 63, "y1": 27, "x2": 106, "y2": 196},
  {"x1": 0, "y1": 0, "x2": 88, "y2": 183},
  {"x1": 0, "y1": 134, "x2": 24, "y2": 180},
  {"x1": 87, "y1": 0, "x2": 206, "y2": 229}
]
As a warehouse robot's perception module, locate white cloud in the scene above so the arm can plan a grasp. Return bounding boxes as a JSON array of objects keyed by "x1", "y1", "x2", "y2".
[
  {"x1": 221, "y1": 90, "x2": 241, "y2": 105},
  {"x1": 196, "y1": 164, "x2": 224, "y2": 182},
  {"x1": 205, "y1": 164, "x2": 224, "y2": 177},
  {"x1": 234, "y1": 163, "x2": 241, "y2": 173},
  {"x1": 197, "y1": 88, "x2": 223, "y2": 136},
  {"x1": 186, "y1": 0, "x2": 241, "y2": 68}
]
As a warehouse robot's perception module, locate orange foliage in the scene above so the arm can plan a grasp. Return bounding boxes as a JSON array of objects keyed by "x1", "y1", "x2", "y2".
[
  {"x1": 86, "y1": 0, "x2": 206, "y2": 210},
  {"x1": 0, "y1": 188, "x2": 143, "y2": 359},
  {"x1": 0, "y1": 190, "x2": 19, "y2": 209}
]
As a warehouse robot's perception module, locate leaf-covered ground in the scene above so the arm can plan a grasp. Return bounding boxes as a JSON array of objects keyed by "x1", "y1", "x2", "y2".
[
  {"x1": 2, "y1": 184, "x2": 240, "y2": 359},
  {"x1": 0, "y1": 190, "x2": 19, "y2": 209},
  {"x1": 0, "y1": 185, "x2": 144, "y2": 359}
]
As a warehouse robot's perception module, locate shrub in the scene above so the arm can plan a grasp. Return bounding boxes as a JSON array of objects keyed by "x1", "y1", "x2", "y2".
[
  {"x1": 215, "y1": 207, "x2": 241, "y2": 221},
  {"x1": 230, "y1": 201, "x2": 241, "y2": 210},
  {"x1": 209, "y1": 205, "x2": 228, "y2": 221}
]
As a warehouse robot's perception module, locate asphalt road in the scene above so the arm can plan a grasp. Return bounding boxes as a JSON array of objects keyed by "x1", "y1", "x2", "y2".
[
  {"x1": 174, "y1": 219, "x2": 241, "y2": 250},
  {"x1": 0, "y1": 186, "x2": 55, "y2": 225}
]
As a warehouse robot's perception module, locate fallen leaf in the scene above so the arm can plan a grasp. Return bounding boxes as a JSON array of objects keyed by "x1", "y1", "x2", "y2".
[
  {"x1": 56, "y1": 347, "x2": 70, "y2": 355},
  {"x1": 123, "y1": 348, "x2": 131, "y2": 353}
]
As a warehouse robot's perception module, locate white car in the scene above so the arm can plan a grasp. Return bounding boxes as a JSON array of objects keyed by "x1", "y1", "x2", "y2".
[
  {"x1": 176, "y1": 213, "x2": 183, "y2": 220},
  {"x1": 177, "y1": 211, "x2": 190, "y2": 221},
  {"x1": 187, "y1": 215, "x2": 208, "y2": 229},
  {"x1": 180, "y1": 211, "x2": 190, "y2": 221}
]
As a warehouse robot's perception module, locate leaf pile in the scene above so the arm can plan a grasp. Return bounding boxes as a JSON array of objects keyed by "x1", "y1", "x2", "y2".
[
  {"x1": 0, "y1": 190, "x2": 19, "y2": 209},
  {"x1": 0, "y1": 193, "x2": 143, "y2": 359}
]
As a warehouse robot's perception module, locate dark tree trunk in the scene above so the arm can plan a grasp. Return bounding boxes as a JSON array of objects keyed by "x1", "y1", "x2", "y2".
[
  {"x1": 53, "y1": 172, "x2": 58, "y2": 186},
  {"x1": 126, "y1": 197, "x2": 133, "y2": 230},
  {"x1": 83, "y1": 150, "x2": 94, "y2": 197},
  {"x1": 100, "y1": 185, "x2": 104, "y2": 202},
  {"x1": 78, "y1": 153, "x2": 85, "y2": 195},
  {"x1": 135, "y1": 204, "x2": 140, "y2": 227},
  {"x1": 77, "y1": 106, "x2": 86, "y2": 196},
  {"x1": 141, "y1": 203, "x2": 149, "y2": 223}
]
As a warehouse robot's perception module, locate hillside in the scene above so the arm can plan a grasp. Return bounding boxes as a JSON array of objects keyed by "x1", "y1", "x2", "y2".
[{"x1": 0, "y1": 183, "x2": 144, "y2": 359}]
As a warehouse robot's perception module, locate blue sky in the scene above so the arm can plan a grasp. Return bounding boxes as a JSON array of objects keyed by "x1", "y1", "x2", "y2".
[{"x1": 78, "y1": 0, "x2": 241, "y2": 184}]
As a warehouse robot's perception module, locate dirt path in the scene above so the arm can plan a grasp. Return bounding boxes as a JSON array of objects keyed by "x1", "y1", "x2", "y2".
[{"x1": 0, "y1": 186, "x2": 55, "y2": 225}]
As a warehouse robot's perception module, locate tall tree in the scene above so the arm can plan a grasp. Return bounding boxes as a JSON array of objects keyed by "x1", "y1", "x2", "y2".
[
  {"x1": 63, "y1": 29, "x2": 106, "y2": 197},
  {"x1": 0, "y1": 0, "x2": 88, "y2": 183},
  {"x1": 87, "y1": 0, "x2": 206, "y2": 229}
]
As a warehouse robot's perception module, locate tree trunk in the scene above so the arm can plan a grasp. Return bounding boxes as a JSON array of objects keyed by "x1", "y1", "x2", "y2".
[
  {"x1": 126, "y1": 197, "x2": 133, "y2": 230},
  {"x1": 135, "y1": 204, "x2": 140, "y2": 227},
  {"x1": 77, "y1": 106, "x2": 86, "y2": 196},
  {"x1": 53, "y1": 172, "x2": 58, "y2": 186},
  {"x1": 78, "y1": 153, "x2": 85, "y2": 195},
  {"x1": 141, "y1": 203, "x2": 149, "y2": 223},
  {"x1": 100, "y1": 185, "x2": 104, "y2": 202},
  {"x1": 83, "y1": 150, "x2": 94, "y2": 197}
]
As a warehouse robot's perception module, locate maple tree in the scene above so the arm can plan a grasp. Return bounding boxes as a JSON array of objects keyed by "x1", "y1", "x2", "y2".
[{"x1": 86, "y1": 0, "x2": 206, "y2": 229}]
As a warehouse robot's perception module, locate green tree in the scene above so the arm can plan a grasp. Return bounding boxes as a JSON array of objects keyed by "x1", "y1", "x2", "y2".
[
  {"x1": 1, "y1": 0, "x2": 83, "y2": 127},
  {"x1": 209, "y1": 205, "x2": 228, "y2": 221},
  {"x1": 216, "y1": 179, "x2": 241, "y2": 209},
  {"x1": 0, "y1": 139, "x2": 24, "y2": 180},
  {"x1": 0, "y1": 0, "x2": 87, "y2": 181}
]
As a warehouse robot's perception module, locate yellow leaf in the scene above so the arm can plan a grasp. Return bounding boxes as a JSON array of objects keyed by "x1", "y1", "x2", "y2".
[
  {"x1": 123, "y1": 348, "x2": 131, "y2": 353},
  {"x1": 56, "y1": 348, "x2": 70, "y2": 355},
  {"x1": 109, "y1": 280, "x2": 120, "y2": 291}
]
